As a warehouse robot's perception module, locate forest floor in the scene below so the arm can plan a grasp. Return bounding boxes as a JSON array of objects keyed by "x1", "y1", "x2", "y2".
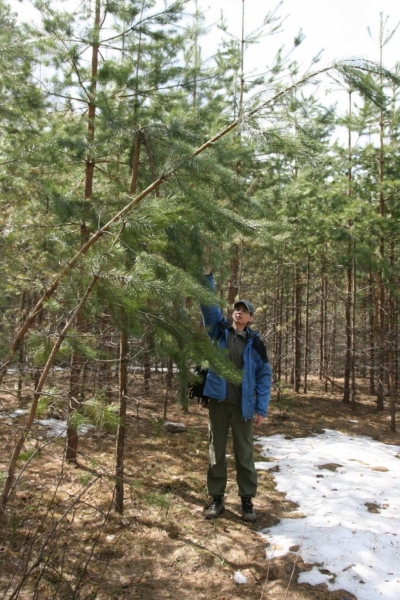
[{"x1": 0, "y1": 373, "x2": 399, "y2": 600}]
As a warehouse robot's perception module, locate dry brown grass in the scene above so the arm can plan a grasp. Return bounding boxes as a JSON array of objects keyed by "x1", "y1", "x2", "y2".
[{"x1": 0, "y1": 372, "x2": 398, "y2": 600}]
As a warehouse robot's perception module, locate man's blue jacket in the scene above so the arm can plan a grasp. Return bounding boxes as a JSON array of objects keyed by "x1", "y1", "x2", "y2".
[{"x1": 201, "y1": 274, "x2": 272, "y2": 420}]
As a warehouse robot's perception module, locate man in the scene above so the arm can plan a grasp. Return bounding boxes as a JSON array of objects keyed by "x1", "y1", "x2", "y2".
[{"x1": 201, "y1": 272, "x2": 272, "y2": 522}]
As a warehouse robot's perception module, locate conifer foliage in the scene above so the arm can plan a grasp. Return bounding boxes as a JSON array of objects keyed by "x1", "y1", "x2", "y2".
[{"x1": 1, "y1": 0, "x2": 400, "y2": 523}]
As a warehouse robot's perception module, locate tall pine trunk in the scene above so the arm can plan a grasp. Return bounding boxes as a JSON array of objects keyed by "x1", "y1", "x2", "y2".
[
  {"x1": 65, "y1": 326, "x2": 84, "y2": 464},
  {"x1": 351, "y1": 258, "x2": 357, "y2": 410},
  {"x1": 228, "y1": 244, "x2": 239, "y2": 306},
  {"x1": 319, "y1": 271, "x2": 326, "y2": 381},
  {"x1": 343, "y1": 258, "x2": 352, "y2": 405},
  {"x1": 84, "y1": 0, "x2": 100, "y2": 203},
  {"x1": 343, "y1": 91, "x2": 354, "y2": 405},
  {"x1": 368, "y1": 273, "x2": 376, "y2": 394},
  {"x1": 331, "y1": 293, "x2": 337, "y2": 391},
  {"x1": 303, "y1": 254, "x2": 310, "y2": 394},
  {"x1": 376, "y1": 27, "x2": 387, "y2": 411},
  {"x1": 293, "y1": 265, "x2": 302, "y2": 393},
  {"x1": 272, "y1": 262, "x2": 283, "y2": 386},
  {"x1": 66, "y1": 0, "x2": 100, "y2": 462},
  {"x1": 115, "y1": 326, "x2": 129, "y2": 513},
  {"x1": 388, "y1": 239, "x2": 396, "y2": 431},
  {"x1": 99, "y1": 312, "x2": 113, "y2": 402}
]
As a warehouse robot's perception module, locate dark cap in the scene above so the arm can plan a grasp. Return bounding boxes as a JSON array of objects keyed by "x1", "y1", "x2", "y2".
[{"x1": 233, "y1": 300, "x2": 255, "y2": 316}]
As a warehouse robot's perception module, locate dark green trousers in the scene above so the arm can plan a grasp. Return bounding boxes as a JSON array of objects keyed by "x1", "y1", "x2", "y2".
[{"x1": 207, "y1": 399, "x2": 257, "y2": 498}]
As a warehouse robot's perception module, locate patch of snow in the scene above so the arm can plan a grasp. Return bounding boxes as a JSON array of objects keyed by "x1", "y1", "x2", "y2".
[
  {"x1": 34, "y1": 419, "x2": 93, "y2": 438},
  {"x1": 234, "y1": 571, "x2": 247, "y2": 584},
  {"x1": 5, "y1": 409, "x2": 29, "y2": 418},
  {"x1": 256, "y1": 429, "x2": 400, "y2": 600}
]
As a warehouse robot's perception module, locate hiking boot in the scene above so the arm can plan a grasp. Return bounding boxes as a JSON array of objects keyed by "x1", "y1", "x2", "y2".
[
  {"x1": 205, "y1": 496, "x2": 225, "y2": 519},
  {"x1": 241, "y1": 496, "x2": 257, "y2": 522}
]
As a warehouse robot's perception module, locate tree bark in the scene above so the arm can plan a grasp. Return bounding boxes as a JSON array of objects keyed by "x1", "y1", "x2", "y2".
[
  {"x1": 293, "y1": 265, "x2": 302, "y2": 393},
  {"x1": 84, "y1": 0, "x2": 100, "y2": 202},
  {"x1": 115, "y1": 326, "x2": 129, "y2": 513},
  {"x1": 130, "y1": 127, "x2": 141, "y2": 195},
  {"x1": 99, "y1": 312, "x2": 113, "y2": 402},
  {"x1": 303, "y1": 254, "x2": 310, "y2": 394},
  {"x1": 351, "y1": 257, "x2": 357, "y2": 410},
  {"x1": 368, "y1": 273, "x2": 375, "y2": 395},
  {"x1": 143, "y1": 326, "x2": 151, "y2": 396},
  {"x1": 272, "y1": 262, "x2": 283, "y2": 386},
  {"x1": 65, "y1": 334, "x2": 84, "y2": 464},
  {"x1": 319, "y1": 272, "x2": 325, "y2": 381},
  {"x1": 343, "y1": 259, "x2": 352, "y2": 405},
  {"x1": 228, "y1": 244, "x2": 239, "y2": 307},
  {"x1": 331, "y1": 293, "x2": 337, "y2": 392}
]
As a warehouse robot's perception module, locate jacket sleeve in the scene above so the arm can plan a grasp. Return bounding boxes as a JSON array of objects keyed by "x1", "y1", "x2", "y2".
[
  {"x1": 200, "y1": 273, "x2": 226, "y2": 340},
  {"x1": 254, "y1": 353, "x2": 272, "y2": 417}
]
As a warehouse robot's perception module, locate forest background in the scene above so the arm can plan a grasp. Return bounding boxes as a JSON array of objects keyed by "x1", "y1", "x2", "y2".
[{"x1": 1, "y1": 0, "x2": 400, "y2": 598}]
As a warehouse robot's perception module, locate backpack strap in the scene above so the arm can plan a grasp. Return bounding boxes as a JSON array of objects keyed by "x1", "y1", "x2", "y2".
[
  {"x1": 218, "y1": 320, "x2": 269, "y2": 363},
  {"x1": 250, "y1": 331, "x2": 269, "y2": 363},
  {"x1": 218, "y1": 320, "x2": 230, "y2": 335}
]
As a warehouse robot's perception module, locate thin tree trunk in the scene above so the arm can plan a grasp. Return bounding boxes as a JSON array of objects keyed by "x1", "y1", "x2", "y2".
[
  {"x1": 331, "y1": 293, "x2": 337, "y2": 391},
  {"x1": 284, "y1": 284, "x2": 290, "y2": 383},
  {"x1": 375, "y1": 275, "x2": 385, "y2": 410},
  {"x1": 84, "y1": 0, "x2": 100, "y2": 202},
  {"x1": 351, "y1": 257, "x2": 356, "y2": 410},
  {"x1": 388, "y1": 239, "x2": 396, "y2": 431},
  {"x1": 99, "y1": 312, "x2": 113, "y2": 402},
  {"x1": 130, "y1": 127, "x2": 141, "y2": 195},
  {"x1": 294, "y1": 265, "x2": 302, "y2": 393},
  {"x1": 228, "y1": 244, "x2": 239, "y2": 307},
  {"x1": 343, "y1": 259, "x2": 352, "y2": 404},
  {"x1": 16, "y1": 346, "x2": 24, "y2": 401},
  {"x1": 115, "y1": 326, "x2": 129, "y2": 513},
  {"x1": 303, "y1": 254, "x2": 310, "y2": 394},
  {"x1": 164, "y1": 357, "x2": 174, "y2": 419},
  {"x1": 65, "y1": 336, "x2": 83, "y2": 464},
  {"x1": 65, "y1": 0, "x2": 100, "y2": 463},
  {"x1": 277, "y1": 268, "x2": 283, "y2": 385},
  {"x1": 272, "y1": 263, "x2": 280, "y2": 386},
  {"x1": 66, "y1": 343, "x2": 88, "y2": 464},
  {"x1": 343, "y1": 90, "x2": 353, "y2": 405},
  {"x1": 388, "y1": 349, "x2": 396, "y2": 431},
  {"x1": 143, "y1": 326, "x2": 151, "y2": 396},
  {"x1": 65, "y1": 230, "x2": 91, "y2": 463},
  {"x1": 376, "y1": 35, "x2": 386, "y2": 411},
  {"x1": 323, "y1": 277, "x2": 328, "y2": 392},
  {"x1": 16, "y1": 291, "x2": 27, "y2": 400},
  {"x1": 142, "y1": 131, "x2": 160, "y2": 197},
  {"x1": 319, "y1": 272, "x2": 325, "y2": 381},
  {"x1": 395, "y1": 295, "x2": 399, "y2": 392},
  {"x1": 368, "y1": 273, "x2": 375, "y2": 394},
  {"x1": 192, "y1": 0, "x2": 200, "y2": 108}
]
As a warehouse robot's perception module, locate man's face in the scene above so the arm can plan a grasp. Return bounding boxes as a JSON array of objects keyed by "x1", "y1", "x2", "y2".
[{"x1": 232, "y1": 303, "x2": 253, "y2": 330}]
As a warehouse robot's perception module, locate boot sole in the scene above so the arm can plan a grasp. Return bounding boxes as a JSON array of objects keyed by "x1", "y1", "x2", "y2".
[
  {"x1": 204, "y1": 507, "x2": 225, "y2": 519},
  {"x1": 242, "y1": 513, "x2": 257, "y2": 522}
]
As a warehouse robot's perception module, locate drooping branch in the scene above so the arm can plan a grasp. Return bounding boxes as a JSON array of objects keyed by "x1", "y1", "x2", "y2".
[
  {"x1": 1, "y1": 60, "x2": 398, "y2": 384},
  {"x1": 0, "y1": 275, "x2": 99, "y2": 515}
]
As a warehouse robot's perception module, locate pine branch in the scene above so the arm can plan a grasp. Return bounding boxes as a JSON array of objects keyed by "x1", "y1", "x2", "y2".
[
  {"x1": 0, "y1": 59, "x2": 397, "y2": 384},
  {"x1": 0, "y1": 274, "x2": 99, "y2": 515}
]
